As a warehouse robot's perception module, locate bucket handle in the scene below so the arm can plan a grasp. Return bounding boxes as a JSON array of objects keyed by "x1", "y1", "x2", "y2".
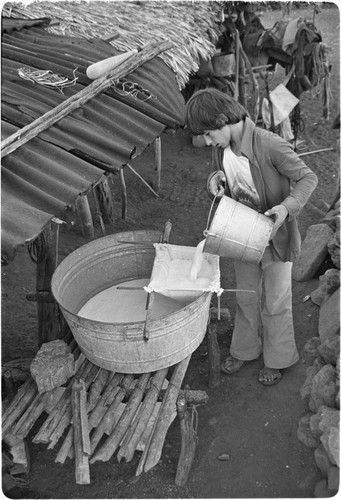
[{"x1": 203, "y1": 194, "x2": 220, "y2": 238}]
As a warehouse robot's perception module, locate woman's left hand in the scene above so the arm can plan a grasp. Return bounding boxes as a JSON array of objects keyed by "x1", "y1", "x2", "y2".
[{"x1": 264, "y1": 204, "x2": 289, "y2": 239}]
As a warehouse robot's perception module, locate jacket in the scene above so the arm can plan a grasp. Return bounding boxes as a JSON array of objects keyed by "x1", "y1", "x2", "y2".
[{"x1": 211, "y1": 117, "x2": 318, "y2": 262}]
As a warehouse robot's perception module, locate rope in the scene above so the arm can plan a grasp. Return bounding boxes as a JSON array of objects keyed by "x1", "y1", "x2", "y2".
[
  {"x1": 112, "y1": 78, "x2": 157, "y2": 102},
  {"x1": 18, "y1": 67, "x2": 78, "y2": 93}
]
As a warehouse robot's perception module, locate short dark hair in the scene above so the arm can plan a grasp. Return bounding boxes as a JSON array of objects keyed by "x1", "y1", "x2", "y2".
[{"x1": 185, "y1": 88, "x2": 247, "y2": 135}]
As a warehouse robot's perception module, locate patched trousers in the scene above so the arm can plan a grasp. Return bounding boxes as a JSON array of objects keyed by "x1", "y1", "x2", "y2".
[{"x1": 229, "y1": 247, "x2": 299, "y2": 369}]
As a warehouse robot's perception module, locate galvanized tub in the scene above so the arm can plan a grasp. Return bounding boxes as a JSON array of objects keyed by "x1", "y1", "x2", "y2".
[{"x1": 51, "y1": 230, "x2": 212, "y2": 373}]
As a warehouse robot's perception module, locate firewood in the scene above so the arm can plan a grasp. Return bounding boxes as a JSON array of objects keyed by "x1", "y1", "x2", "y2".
[
  {"x1": 11, "y1": 391, "x2": 49, "y2": 439},
  {"x1": 2, "y1": 378, "x2": 37, "y2": 435},
  {"x1": 175, "y1": 394, "x2": 198, "y2": 486},
  {"x1": 118, "y1": 367, "x2": 168, "y2": 463},
  {"x1": 143, "y1": 355, "x2": 191, "y2": 472},
  {"x1": 32, "y1": 357, "x2": 90, "y2": 443},
  {"x1": 91, "y1": 373, "x2": 150, "y2": 462},
  {"x1": 72, "y1": 379, "x2": 90, "y2": 485},
  {"x1": 89, "y1": 374, "x2": 135, "y2": 459},
  {"x1": 87, "y1": 368, "x2": 110, "y2": 412},
  {"x1": 1, "y1": 40, "x2": 174, "y2": 159},
  {"x1": 87, "y1": 372, "x2": 123, "y2": 430},
  {"x1": 55, "y1": 426, "x2": 73, "y2": 464}
]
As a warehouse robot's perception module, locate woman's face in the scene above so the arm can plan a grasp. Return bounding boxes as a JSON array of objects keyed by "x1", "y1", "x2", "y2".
[{"x1": 203, "y1": 124, "x2": 232, "y2": 148}]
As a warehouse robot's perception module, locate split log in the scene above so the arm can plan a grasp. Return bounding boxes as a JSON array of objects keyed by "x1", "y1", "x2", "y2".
[
  {"x1": 55, "y1": 426, "x2": 74, "y2": 464},
  {"x1": 175, "y1": 394, "x2": 198, "y2": 486},
  {"x1": 90, "y1": 373, "x2": 150, "y2": 462},
  {"x1": 2, "y1": 378, "x2": 38, "y2": 436},
  {"x1": 72, "y1": 379, "x2": 90, "y2": 485},
  {"x1": 89, "y1": 374, "x2": 134, "y2": 459},
  {"x1": 32, "y1": 356, "x2": 90, "y2": 443},
  {"x1": 3, "y1": 370, "x2": 16, "y2": 402},
  {"x1": 207, "y1": 323, "x2": 220, "y2": 388},
  {"x1": 1, "y1": 40, "x2": 174, "y2": 158},
  {"x1": 87, "y1": 368, "x2": 111, "y2": 412},
  {"x1": 88, "y1": 372, "x2": 123, "y2": 430},
  {"x1": 117, "y1": 367, "x2": 168, "y2": 463},
  {"x1": 143, "y1": 355, "x2": 191, "y2": 472},
  {"x1": 11, "y1": 391, "x2": 49, "y2": 439}
]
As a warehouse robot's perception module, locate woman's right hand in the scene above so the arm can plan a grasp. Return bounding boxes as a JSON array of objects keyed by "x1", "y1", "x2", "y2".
[{"x1": 207, "y1": 171, "x2": 226, "y2": 198}]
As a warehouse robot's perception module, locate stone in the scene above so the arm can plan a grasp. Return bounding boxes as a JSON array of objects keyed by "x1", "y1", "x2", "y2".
[
  {"x1": 328, "y1": 466, "x2": 340, "y2": 491},
  {"x1": 317, "y1": 335, "x2": 340, "y2": 366},
  {"x1": 304, "y1": 337, "x2": 321, "y2": 358},
  {"x1": 300, "y1": 358, "x2": 325, "y2": 401},
  {"x1": 309, "y1": 365, "x2": 337, "y2": 412},
  {"x1": 325, "y1": 269, "x2": 340, "y2": 294},
  {"x1": 314, "y1": 479, "x2": 332, "y2": 497},
  {"x1": 314, "y1": 443, "x2": 333, "y2": 477},
  {"x1": 320, "y1": 427, "x2": 339, "y2": 467},
  {"x1": 30, "y1": 340, "x2": 75, "y2": 394},
  {"x1": 327, "y1": 230, "x2": 340, "y2": 269},
  {"x1": 318, "y1": 406, "x2": 340, "y2": 434},
  {"x1": 318, "y1": 288, "x2": 340, "y2": 343},
  {"x1": 321, "y1": 210, "x2": 341, "y2": 231},
  {"x1": 310, "y1": 274, "x2": 329, "y2": 306},
  {"x1": 293, "y1": 224, "x2": 334, "y2": 282},
  {"x1": 297, "y1": 414, "x2": 320, "y2": 448},
  {"x1": 310, "y1": 413, "x2": 323, "y2": 438}
]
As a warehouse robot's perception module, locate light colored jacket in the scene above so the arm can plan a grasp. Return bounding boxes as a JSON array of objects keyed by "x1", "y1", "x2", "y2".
[{"x1": 211, "y1": 117, "x2": 318, "y2": 262}]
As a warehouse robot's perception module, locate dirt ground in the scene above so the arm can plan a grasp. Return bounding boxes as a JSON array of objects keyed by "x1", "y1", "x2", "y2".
[{"x1": 2, "y1": 4, "x2": 340, "y2": 499}]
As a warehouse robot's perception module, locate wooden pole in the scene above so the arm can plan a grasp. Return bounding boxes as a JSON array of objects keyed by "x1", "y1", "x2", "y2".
[
  {"x1": 207, "y1": 322, "x2": 220, "y2": 389},
  {"x1": 175, "y1": 394, "x2": 198, "y2": 486},
  {"x1": 95, "y1": 175, "x2": 115, "y2": 225},
  {"x1": 1, "y1": 40, "x2": 174, "y2": 158},
  {"x1": 143, "y1": 355, "x2": 191, "y2": 472},
  {"x1": 154, "y1": 137, "x2": 162, "y2": 191},
  {"x1": 75, "y1": 193, "x2": 95, "y2": 239},
  {"x1": 126, "y1": 163, "x2": 159, "y2": 198}
]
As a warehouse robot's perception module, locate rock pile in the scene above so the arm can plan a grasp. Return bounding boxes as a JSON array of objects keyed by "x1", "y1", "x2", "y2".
[{"x1": 294, "y1": 196, "x2": 340, "y2": 497}]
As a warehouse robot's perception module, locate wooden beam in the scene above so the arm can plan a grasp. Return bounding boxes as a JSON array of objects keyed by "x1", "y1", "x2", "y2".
[{"x1": 1, "y1": 40, "x2": 173, "y2": 158}]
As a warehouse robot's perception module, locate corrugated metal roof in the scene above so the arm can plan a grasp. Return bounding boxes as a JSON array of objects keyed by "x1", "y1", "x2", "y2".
[{"x1": 1, "y1": 18, "x2": 186, "y2": 261}]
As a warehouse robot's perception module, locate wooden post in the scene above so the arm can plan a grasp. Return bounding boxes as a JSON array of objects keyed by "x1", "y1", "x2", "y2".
[
  {"x1": 207, "y1": 322, "x2": 221, "y2": 388},
  {"x1": 175, "y1": 394, "x2": 198, "y2": 486},
  {"x1": 154, "y1": 136, "x2": 162, "y2": 190},
  {"x1": 26, "y1": 219, "x2": 61, "y2": 347},
  {"x1": 95, "y1": 175, "x2": 115, "y2": 226},
  {"x1": 72, "y1": 379, "x2": 90, "y2": 485},
  {"x1": 75, "y1": 193, "x2": 95, "y2": 239},
  {"x1": 120, "y1": 168, "x2": 127, "y2": 220}
]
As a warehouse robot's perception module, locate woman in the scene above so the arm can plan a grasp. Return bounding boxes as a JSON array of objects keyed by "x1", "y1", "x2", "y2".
[{"x1": 185, "y1": 88, "x2": 318, "y2": 385}]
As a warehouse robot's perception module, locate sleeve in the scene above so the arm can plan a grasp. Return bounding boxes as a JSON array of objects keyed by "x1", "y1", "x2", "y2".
[{"x1": 268, "y1": 136, "x2": 318, "y2": 220}]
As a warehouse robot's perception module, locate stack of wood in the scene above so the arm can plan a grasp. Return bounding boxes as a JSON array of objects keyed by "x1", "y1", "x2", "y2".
[{"x1": 2, "y1": 331, "x2": 208, "y2": 486}]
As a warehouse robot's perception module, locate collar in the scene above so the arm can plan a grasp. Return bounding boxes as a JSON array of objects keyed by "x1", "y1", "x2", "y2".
[{"x1": 240, "y1": 117, "x2": 256, "y2": 160}]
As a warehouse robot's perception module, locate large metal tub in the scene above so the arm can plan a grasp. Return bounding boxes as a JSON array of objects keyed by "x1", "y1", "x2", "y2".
[{"x1": 51, "y1": 230, "x2": 212, "y2": 373}]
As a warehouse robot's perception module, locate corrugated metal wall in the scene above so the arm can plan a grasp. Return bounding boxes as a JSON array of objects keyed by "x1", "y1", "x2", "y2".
[{"x1": 1, "y1": 19, "x2": 186, "y2": 260}]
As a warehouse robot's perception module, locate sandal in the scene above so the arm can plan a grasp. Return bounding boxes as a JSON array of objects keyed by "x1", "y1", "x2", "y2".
[
  {"x1": 221, "y1": 356, "x2": 245, "y2": 374},
  {"x1": 258, "y1": 366, "x2": 282, "y2": 386}
]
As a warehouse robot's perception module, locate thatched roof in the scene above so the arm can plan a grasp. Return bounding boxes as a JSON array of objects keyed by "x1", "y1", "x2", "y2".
[{"x1": 3, "y1": 1, "x2": 224, "y2": 88}]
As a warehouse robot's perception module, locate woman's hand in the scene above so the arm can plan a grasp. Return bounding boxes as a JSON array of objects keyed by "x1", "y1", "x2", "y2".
[
  {"x1": 207, "y1": 171, "x2": 226, "y2": 198},
  {"x1": 264, "y1": 204, "x2": 288, "y2": 239}
]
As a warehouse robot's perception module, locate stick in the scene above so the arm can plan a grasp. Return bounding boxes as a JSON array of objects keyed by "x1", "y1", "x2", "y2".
[
  {"x1": 154, "y1": 137, "x2": 162, "y2": 190},
  {"x1": 143, "y1": 292, "x2": 155, "y2": 341},
  {"x1": 144, "y1": 355, "x2": 191, "y2": 472},
  {"x1": 120, "y1": 168, "x2": 127, "y2": 220},
  {"x1": 162, "y1": 220, "x2": 172, "y2": 243},
  {"x1": 175, "y1": 394, "x2": 197, "y2": 486},
  {"x1": 126, "y1": 163, "x2": 159, "y2": 198},
  {"x1": 90, "y1": 373, "x2": 150, "y2": 462},
  {"x1": 1, "y1": 40, "x2": 174, "y2": 158},
  {"x1": 298, "y1": 147, "x2": 335, "y2": 157},
  {"x1": 207, "y1": 323, "x2": 220, "y2": 389},
  {"x1": 72, "y1": 379, "x2": 90, "y2": 485},
  {"x1": 117, "y1": 367, "x2": 168, "y2": 463}
]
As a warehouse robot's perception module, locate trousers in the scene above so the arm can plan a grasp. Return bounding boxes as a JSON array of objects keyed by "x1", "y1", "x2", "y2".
[{"x1": 229, "y1": 247, "x2": 299, "y2": 369}]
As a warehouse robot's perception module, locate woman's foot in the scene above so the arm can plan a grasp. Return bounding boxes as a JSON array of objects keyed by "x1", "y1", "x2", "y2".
[
  {"x1": 221, "y1": 356, "x2": 245, "y2": 374},
  {"x1": 258, "y1": 366, "x2": 282, "y2": 386}
]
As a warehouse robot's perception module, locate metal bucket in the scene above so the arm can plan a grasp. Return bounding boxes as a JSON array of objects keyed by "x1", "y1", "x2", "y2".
[
  {"x1": 204, "y1": 196, "x2": 273, "y2": 264},
  {"x1": 51, "y1": 230, "x2": 211, "y2": 373}
]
